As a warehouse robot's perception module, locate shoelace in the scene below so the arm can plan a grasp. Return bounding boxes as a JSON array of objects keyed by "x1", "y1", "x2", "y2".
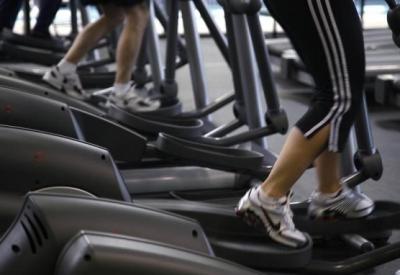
[
  {"x1": 64, "y1": 74, "x2": 81, "y2": 86},
  {"x1": 254, "y1": 188, "x2": 296, "y2": 231},
  {"x1": 64, "y1": 75, "x2": 84, "y2": 94},
  {"x1": 281, "y1": 202, "x2": 296, "y2": 230},
  {"x1": 281, "y1": 191, "x2": 296, "y2": 230}
]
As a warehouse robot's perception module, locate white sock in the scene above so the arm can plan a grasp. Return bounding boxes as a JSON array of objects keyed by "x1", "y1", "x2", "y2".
[
  {"x1": 318, "y1": 187, "x2": 342, "y2": 200},
  {"x1": 257, "y1": 186, "x2": 286, "y2": 205},
  {"x1": 113, "y1": 83, "x2": 131, "y2": 95},
  {"x1": 57, "y1": 59, "x2": 77, "y2": 74}
]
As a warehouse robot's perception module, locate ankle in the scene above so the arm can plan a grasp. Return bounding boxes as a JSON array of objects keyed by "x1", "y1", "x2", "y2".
[
  {"x1": 57, "y1": 59, "x2": 77, "y2": 74},
  {"x1": 261, "y1": 185, "x2": 288, "y2": 200},
  {"x1": 258, "y1": 186, "x2": 288, "y2": 204},
  {"x1": 318, "y1": 183, "x2": 342, "y2": 196},
  {"x1": 113, "y1": 82, "x2": 131, "y2": 94}
]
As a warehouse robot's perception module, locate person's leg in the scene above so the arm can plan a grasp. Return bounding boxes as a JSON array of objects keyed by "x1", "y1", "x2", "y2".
[
  {"x1": 43, "y1": 4, "x2": 124, "y2": 98},
  {"x1": 0, "y1": 0, "x2": 24, "y2": 31},
  {"x1": 32, "y1": 0, "x2": 62, "y2": 38},
  {"x1": 237, "y1": 0, "x2": 371, "y2": 247},
  {"x1": 114, "y1": 1, "x2": 148, "y2": 85},
  {"x1": 261, "y1": 125, "x2": 330, "y2": 198},
  {"x1": 305, "y1": 0, "x2": 374, "y2": 219},
  {"x1": 315, "y1": 150, "x2": 341, "y2": 194},
  {"x1": 308, "y1": 147, "x2": 374, "y2": 219},
  {"x1": 108, "y1": 1, "x2": 159, "y2": 112},
  {"x1": 64, "y1": 4, "x2": 124, "y2": 65},
  {"x1": 261, "y1": 0, "x2": 366, "y2": 199}
]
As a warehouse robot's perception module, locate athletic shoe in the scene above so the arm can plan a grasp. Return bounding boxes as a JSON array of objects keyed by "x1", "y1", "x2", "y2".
[
  {"x1": 107, "y1": 85, "x2": 161, "y2": 112},
  {"x1": 43, "y1": 66, "x2": 88, "y2": 100},
  {"x1": 308, "y1": 186, "x2": 375, "y2": 219},
  {"x1": 236, "y1": 187, "x2": 308, "y2": 248}
]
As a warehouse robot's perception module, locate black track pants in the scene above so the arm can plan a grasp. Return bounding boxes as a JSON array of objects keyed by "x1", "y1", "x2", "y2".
[{"x1": 265, "y1": 0, "x2": 365, "y2": 152}]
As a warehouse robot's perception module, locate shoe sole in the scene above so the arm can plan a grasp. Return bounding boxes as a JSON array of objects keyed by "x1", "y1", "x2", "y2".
[
  {"x1": 43, "y1": 73, "x2": 63, "y2": 91},
  {"x1": 236, "y1": 200, "x2": 305, "y2": 248},
  {"x1": 43, "y1": 73, "x2": 87, "y2": 100}
]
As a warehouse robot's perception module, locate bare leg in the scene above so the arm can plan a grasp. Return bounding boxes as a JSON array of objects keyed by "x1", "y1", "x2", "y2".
[
  {"x1": 114, "y1": 2, "x2": 149, "y2": 84},
  {"x1": 261, "y1": 124, "x2": 331, "y2": 198},
  {"x1": 65, "y1": 5, "x2": 124, "y2": 64},
  {"x1": 315, "y1": 150, "x2": 342, "y2": 194}
]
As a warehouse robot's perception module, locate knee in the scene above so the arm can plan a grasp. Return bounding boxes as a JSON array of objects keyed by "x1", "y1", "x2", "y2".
[
  {"x1": 125, "y1": 2, "x2": 149, "y2": 25},
  {"x1": 102, "y1": 10, "x2": 124, "y2": 29}
]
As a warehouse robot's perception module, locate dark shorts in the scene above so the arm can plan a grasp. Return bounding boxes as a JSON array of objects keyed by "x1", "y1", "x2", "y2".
[{"x1": 80, "y1": 0, "x2": 145, "y2": 6}]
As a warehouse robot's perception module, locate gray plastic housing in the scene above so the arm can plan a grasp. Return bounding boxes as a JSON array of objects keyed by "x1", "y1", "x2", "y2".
[
  {"x1": 0, "y1": 191, "x2": 212, "y2": 275},
  {"x1": 0, "y1": 87, "x2": 147, "y2": 163},
  {"x1": 0, "y1": 125, "x2": 130, "y2": 201},
  {"x1": 56, "y1": 231, "x2": 261, "y2": 275}
]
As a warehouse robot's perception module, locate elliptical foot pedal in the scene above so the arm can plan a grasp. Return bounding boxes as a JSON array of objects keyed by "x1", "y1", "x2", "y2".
[
  {"x1": 156, "y1": 133, "x2": 264, "y2": 170},
  {"x1": 293, "y1": 201, "x2": 400, "y2": 236},
  {"x1": 107, "y1": 105, "x2": 204, "y2": 138}
]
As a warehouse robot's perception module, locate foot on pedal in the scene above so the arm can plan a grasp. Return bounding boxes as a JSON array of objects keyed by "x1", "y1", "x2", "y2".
[
  {"x1": 236, "y1": 186, "x2": 308, "y2": 248},
  {"x1": 43, "y1": 66, "x2": 88, "y2": 100},
  {"x1": 308, "y1": 186, "x2": 375, "y2": 220}
]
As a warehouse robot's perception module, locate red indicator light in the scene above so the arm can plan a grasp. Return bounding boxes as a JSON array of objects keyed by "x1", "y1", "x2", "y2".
[
  {"x1": 3, "y1": 104, "x2": 12, "y2": 113},
  {"x1": 33, "y1": 151, "x2": 46, "y2": 162}
]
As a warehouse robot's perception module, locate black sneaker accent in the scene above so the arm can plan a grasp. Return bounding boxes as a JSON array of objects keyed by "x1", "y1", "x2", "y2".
[{"x1": 261, "y1": 208, "x2": 281, "y2": 231}]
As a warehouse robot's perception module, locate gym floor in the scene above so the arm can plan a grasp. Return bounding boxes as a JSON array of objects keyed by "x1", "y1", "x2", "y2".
[{"x1": 173, "y1": 38, "x2": 400, "y2": 275}]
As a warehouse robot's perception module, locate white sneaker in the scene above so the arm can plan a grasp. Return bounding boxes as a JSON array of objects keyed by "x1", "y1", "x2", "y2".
[
  {"x1": 308, "y1": 186, "x2": 375, "y2": 219},
  {"x1": 236, "y1": 187, "x2": 308, "y2": 248},
  {"x1": 43, "y1": 66, "x2": 88, "y2": 100},
  {"x1": 107, "y1": 85, "x2": 161, "y2": 112}
]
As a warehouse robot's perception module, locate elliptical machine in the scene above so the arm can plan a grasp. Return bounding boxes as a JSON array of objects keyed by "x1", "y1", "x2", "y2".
[{"x1": 0, "y1": 1, "x2": 400, "y2": 274}]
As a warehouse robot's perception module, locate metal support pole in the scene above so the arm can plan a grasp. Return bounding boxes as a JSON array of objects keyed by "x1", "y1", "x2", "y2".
[
  {"x1": 180, "y1": 1, "x2": 210, "y2": 112},
  {"x1": 146, "y1": 1, "x2": 164, "y2": 93},
  {"x1": 341, "y1": 131, "x2": 358, "y2": 176},
  {"x1": 70, "y1": 0, "x2": 79, "y2": 37},
  {"x1": 224, "y1": 12, "x2": 245, "y2": 105},
  {"x1": 164, "y1": 0, "x2": 180, "y2": 82},
  {"x1": 23, "y1": 0, "x2": 31, "y2": 35},
  {"x1": 232, "y1": 14, "x2": 268, "y2": 149},
  {"x1": 360, "y1": 0, "x2": 366, "y2": 28},
  {"x1": 194, "y1": 0, "x2": 230, "y2": 65},
  {"x1": 247, "y1": 14, "x2": 281, "y2": 112},
  {"x1": 354, "y1": 95, "x2": 376, "y2": 155},
  {"x1": 154, "y1": 0, "x2": 187, "y2": 59}
]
